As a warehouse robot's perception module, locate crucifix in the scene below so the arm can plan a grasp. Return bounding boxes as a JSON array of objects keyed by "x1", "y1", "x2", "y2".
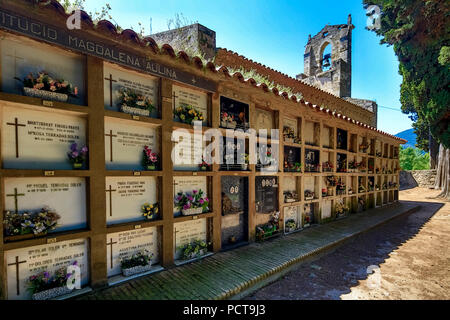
[
  {"x1": 7, "y1": 187, "x2": 25, "y2": 214},
  {"x1": 105, "y1": 185, "x2": 117, "y2": 217},
  {"x1": 105, "y1": 130, "x2": 117, "y2": 162},
  {"x1": 106, "y1": 238, "x2": 117, "y2": 269},
  {"x1": 6, "y1": 50, "x2": 24, "y2": 88},
  {"x1": 8, "y1": 256, "x2": 27, "y2": 296},
  {"x1": 104, "y1": 74, "x2": 117, "y2": 107},
  {"x1": 173, "y1": 91, "x2": 179, "y2": 109},
  {"x1": 6, "y1": 117, "x2": 26, "y2": 158}
]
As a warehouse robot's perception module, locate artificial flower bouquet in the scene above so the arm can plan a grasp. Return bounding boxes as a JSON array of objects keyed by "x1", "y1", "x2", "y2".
[
  {"x1": 174, "y1": 103, "x2": 205, "y2": 125},
  {"x1": 142, "y1": 146, "x2": 159, "y2": 170},
  {"x1": 67, "y1": 143, "x2": 88, "y2": 169},
  {"x1": 178, "y1": 240, "x2": 210, "y2": 260},
  {"x1": 118, "y1": 87, "x2": 155, "y2": 116},
  {"x1": 16, "y1": 71, "x2": 78, "y2": 102},
  {"x1": 174, "y1": 189, "x2": 209, "y2": 216},
  {"x1": 141, "y1": 202, "x2": 159, "y2": 221},
  {"x1": 120, "y1": 250, "x2": 154, "y2": 277},
  {"x1": 4, "y1": 207, "x2": 60, "y2": 237}
]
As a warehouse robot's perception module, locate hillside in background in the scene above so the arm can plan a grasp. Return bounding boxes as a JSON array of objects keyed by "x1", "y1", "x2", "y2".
[{"x1": 395, "y1": 129, "x2": 416, "y2": 149}]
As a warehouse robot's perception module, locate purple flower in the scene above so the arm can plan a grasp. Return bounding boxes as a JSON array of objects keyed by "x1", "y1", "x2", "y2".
[
  {"x1": 44, "y1": 271, "x2": 50, "y2": 278},
  {"x1": 183, "y1": 204, "x2": 191, "y2": 210},
  {"x1": 187, "y1": 196, "x2": 194, "y2": 201},
  {"x1": 72, "y1": 151, "x2": 79, "y2": 158},
  {"x1": 81, "y1": 146, "x2": 88, "y2": 154},
  {"x1": 192, "y1": 190, "x2": 198, "y2": 194},
  {"x1": 204, "y1": 198, "x2": 209, "y2": 202},
  {"x1": 199, "y1": 199, "x2": 204, "y2": 205},
  {"x1": 70, "y1": 143, "x2": 77, "y2": 152},
  {"x1": 72, "y1": 261, "x2": 78, "y2": 266}
]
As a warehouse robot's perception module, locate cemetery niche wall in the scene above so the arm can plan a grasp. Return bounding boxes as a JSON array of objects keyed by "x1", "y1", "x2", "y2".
[{"x1": 0, "y1": 0, "x2": 405, "y2": 300}]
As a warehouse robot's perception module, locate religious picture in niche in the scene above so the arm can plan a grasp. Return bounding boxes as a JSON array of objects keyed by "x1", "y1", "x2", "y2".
[
  {"x1": 106, "y1": 227, "x2": 159, "y2": 277},
  {"x1": 220, "y1": 96, "x2": 249, "y2": 130},
  {"x1": 305, "y1": 149, "x2": 320, "y2": 172},
  {"x1": 2, "y1": 107, "x2": 87, "y2": 170},
  {"x1": 284, "y1": 146, "x2": 301, "y2": 172},
  {"x1": 105, "y1": 176, "x2": 158, "y2": 225},
  {"x1": 3, "y1": 177, "x2": 87, "y2": 238},
  {"x1": 173, "y1": 176, "x2": 208, "y2": 217},
  {"x1": 172, "y1": 85, "x2": 208, "y2": 126},
  {"x1": 255, "y1": 176, "x2": 278, "y2": 214},
  {"x1": 103, "y1": 63, "x2": 159, "y2": 118},
  {"x1": 284, "y1": 206, "x2": 301, "y2": 233},
  {"x1": 5, "y1": 238, "x2": 89, "y2": 300},
  {"x1": 104, "y1": 117, "x2": 158, "y2": 170},
  {"x1": 1, "y1": 36, "x2": 85, "y2": 105},
  {"x1": 254, "y1": 108, "x2": 274, "y2": 136},
  {"x1": 174, "y1": 219, "x2": 208, "y2": 261}
]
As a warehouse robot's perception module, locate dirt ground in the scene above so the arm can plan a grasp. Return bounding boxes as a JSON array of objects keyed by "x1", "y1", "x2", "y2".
[{"x1": 246, "y1": 187, "x2": 450, "y2": 300}]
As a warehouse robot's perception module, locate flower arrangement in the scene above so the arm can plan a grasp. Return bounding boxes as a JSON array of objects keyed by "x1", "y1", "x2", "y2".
[
  {"x1": 304, "y1": 190, "x2": 315, "y2": 200},
  {"x1": 336, "y1": 181, "x2": 346, "y2": 195},
  {"x1": 16, "y1": 71, "x2": 78, "y2": 102},
  {"x1": 382, "y1": 182, "x2": 388, "y2": 190},
  {"x1": 304, "y1": 214, "x2": 312, "y2": 226},
  {"x1": 199, "y1": 157, "x2": 211, "y2": 171},
  {"x1": 178, "y1": 240, "x2": 210, "y2": 260},
  {"x1": 174, "y1": 103, "x2": 205, "y2": 125},
  {"x1": 27, "y1": 261, "x2": 78, "y2": 298},
  {"x1": 142, "y1": 146, "x2": 159, "y2": 170},
  {"x1": 174, "y1": 189, "x2": 209, "y2": 216},
  {"x1": 284, "y1": 191, "x2": 298, "y2": 203},
  {"x1": 348, "y1": 160, "x2": 358, "y2": 171},
  {"x1": 358, "y1": 184, "x2": 366, "y2": 193},
  {"x1": 118, "y1": 87, "x2": 155, "y2": 116},
  {"x1": 283, "y1": 126, "x2": 300, "y2": 143},
  {"x1": 326, "y1": 176, "x2": 338, "y2": 187},
  {"x1": 3, "y1": 208, "x2": 60, "y2": 237},
  {"x1": 285, "y1": 161, "x2": 302, "y2": 172},
  {"x1": 348, "y1": 187, "x2": 353, "y2": 194},
  {"x1": 220, "y1": 111, "x2": 236, "y2": 129},
  {"x1": 322, "y1": 161, "x2": 334, "y2": 172},
  {"x1": 67, "y1": 143, "x2": 88, "y2": 169},
  {"x1": 120, "y1": 250, "x2": 154, "y2": 270},
  {"x1": 335, "y1": 202, "x2": 349, "y2": 217},
  {"x1": 141, "y1": 202, "x2": 159, "y2": 220},
  {"x1": 285, "y1": 219, "x2": 297, "y2": 232},
  {"x1": 305, "y1": 163, "x2": 320, "y2": 172}
]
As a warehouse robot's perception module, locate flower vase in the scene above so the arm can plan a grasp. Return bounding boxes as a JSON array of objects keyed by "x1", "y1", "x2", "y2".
[
  {"x1": 23, "y1": 87, "x2": 69, "y2": 103},
  {"x1": 122, "y1": 263, "x2": 153, "y2": 277},
  {"x1": 181, "y1": 207, "x2": 203, "y2": 216},
  {"x1": 73, "y1": 163, "x2": 83, "y2": 170},
  {"x1": 146, "y1": 164, "x2": 156, "y2": 171},
  {"x1": 32, "y1": 286, "x2": 73, "y2": 300}
]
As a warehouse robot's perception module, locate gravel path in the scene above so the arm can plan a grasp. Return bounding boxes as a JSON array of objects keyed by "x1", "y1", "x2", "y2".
[{"x1": 246, "y1": 188, "x2": 450, "y2": 300}]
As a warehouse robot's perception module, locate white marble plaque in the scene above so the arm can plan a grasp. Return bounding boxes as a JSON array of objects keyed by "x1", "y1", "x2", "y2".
[
  {"x1": 106, "y1": 176, "x2": 157, "y2": 225},
  {"x1": 173, "y1": 84, "x2": 208, "y2": 125},
  {"x1": 284, "y1": 206, "x2": 300, "y2": 226},
  {"x1": 173, "y1": 176, "x2": 208, "y2": 215},
  {"x1": 2, "y1": 106, "x2": 87, "y2": 170},
  {"x1": 322, "y1": 200, "x2": 332, "y2": 219},
  {"x1": 103, "y1": 63, "x2": 159, "y2": 118},
  {"x1": 105, "y1": 117, "x2": 158, "y2": 170},
  {"x1": 173, "y1": 132, "x2": 206, "y2": 171},
  {"x1": 174, "y1": 219, "x2": 207, "y2": 260},
  {"x1": 5, "y1": 238, "x2": 89, "y2": 300},
  {"x1": 1, "y1": 36, "x2": 86, "y2": 105},
  {"x1": 106, "y1": 227, "x2": 159, "y2": 277},
  {"x1": 282, "y1": 177, "x2": 297, "y2": 192},
  {"x1": 4, "y1": 177, "x2": 87, "y2": 232},
  {"x1": 254, "y1": 108, "x2": 274, "y2": 133}
]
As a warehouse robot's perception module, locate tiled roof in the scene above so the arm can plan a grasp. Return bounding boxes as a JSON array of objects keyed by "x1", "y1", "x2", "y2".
[{"x1": 16, "y1": 0, "x2": 406, "y2": 143}]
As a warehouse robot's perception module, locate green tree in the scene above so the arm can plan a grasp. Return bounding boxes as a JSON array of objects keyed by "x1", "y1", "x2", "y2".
[
  {"x1": 399, "y1": 147, "x2": 430, "y2": 171},
  {"x1": 364, "y1": 0, "x2": 450, "y2": 199}
]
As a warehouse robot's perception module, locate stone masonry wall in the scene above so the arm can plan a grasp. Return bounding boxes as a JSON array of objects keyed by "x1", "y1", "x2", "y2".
[{"x1": 400, "y1": 170, "x2": 437, "y2": 190}]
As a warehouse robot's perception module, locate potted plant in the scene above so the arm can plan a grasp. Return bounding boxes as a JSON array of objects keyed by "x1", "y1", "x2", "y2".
[
  {"x1": 121, "y1": 250, "x2": 154, "y2": 277},
  {"x1": 141, "y1": 202, "x2": 159, "y2": 221},
  {"x1": 118, "y1": 87, "x2": 155, "y2": 117},
  {"x1": 28, "y1": 261, "x2": 78, "y2": 300},
  {"x1": 174, "y1": 189, "x2": 209, "y2": 216},
  {"x1": 67, "y1": 143, "x2": 88, "y2": 169},
  {"x1": 178, "y1": 240, "x2": 210, "y2": 260},
  {"x1": 174, "y1": 103, "x2": 205, "y2": 125},
  {"x1": 16, "y1": 71, "x2": 78, "y2": 103},
  {"x1": 285, "y1": 219, "x2": 297, "y2": 233},
  {"x1": 3, "y1": 208, "x2": 60, "y2": 238},
  {"x1": 142, "y1": 146, "x2": 159, "y2": 170},
  {"x1": 348, "y1": 160, "x2": 357, "y2": 173}
]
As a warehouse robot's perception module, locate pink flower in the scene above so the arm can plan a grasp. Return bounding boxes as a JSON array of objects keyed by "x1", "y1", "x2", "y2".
[{"x1": 74, "y1": 87, "x2": 78, "y2": 95}]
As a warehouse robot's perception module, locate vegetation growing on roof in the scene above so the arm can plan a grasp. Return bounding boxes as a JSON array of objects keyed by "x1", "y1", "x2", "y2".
[{"x1": 226, "y1": 66, "x2": 303, "y2": 101}]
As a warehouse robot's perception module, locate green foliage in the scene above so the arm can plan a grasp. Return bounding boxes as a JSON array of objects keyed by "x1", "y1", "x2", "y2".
[
  {"x1": 364, "y1": 0, "x2": 450, "y2": 149},
  {"x1": 399, "y1": 147, "x2": 430, "y2": 170}
]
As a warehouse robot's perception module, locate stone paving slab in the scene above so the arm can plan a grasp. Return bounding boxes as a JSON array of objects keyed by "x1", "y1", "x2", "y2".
[{"x1": 77, "y1": 202, "x2": 420, "y2": 300}]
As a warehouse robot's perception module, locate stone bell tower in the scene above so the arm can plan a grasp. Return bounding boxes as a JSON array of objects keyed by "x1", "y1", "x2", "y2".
[{"x1": 297, "y1": 14, "x2": 354, "y2": 98}]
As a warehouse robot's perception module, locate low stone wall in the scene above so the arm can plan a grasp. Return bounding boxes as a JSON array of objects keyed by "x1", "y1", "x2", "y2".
[{"x1": 400, "y1": 170, "x2": 436, "y2": 190}]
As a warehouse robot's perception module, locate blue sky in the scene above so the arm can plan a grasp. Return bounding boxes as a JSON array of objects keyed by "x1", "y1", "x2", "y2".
[{"x1": 83, "y1": 0, "x2": 413, "y2": 134}]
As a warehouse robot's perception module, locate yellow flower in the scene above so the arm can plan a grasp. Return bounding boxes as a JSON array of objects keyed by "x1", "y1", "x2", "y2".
[
  {"x1": 150, "y1": 204, "x2": 154, "y2": 209},
  {"x1": 155, "y1": 208, "x2": 159, "y2": 213}
]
